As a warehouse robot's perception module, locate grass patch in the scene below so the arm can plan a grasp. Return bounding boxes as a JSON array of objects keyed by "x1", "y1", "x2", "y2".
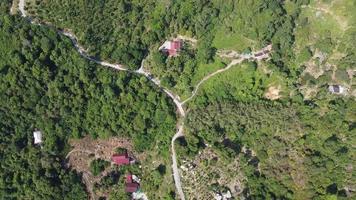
[
  {"x1": 191, "y1": 62, "x2": 263, "y2": 104},
  {"x1": 188, "y1": 61, "x2": 289, "y2": 105},
  {"x1": 191, "y1": 57, "x2": 227, "y2": 86},
  {"x1": 295, "y1": 7, "x2": 342, "y2": 53},
  {"x1": 213, "y1": 29, "x2": 255, "y2": 52}
]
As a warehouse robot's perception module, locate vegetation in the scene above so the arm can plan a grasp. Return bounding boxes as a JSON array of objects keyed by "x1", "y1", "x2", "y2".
[
  {"x1": 1, "y1": 0, "x2": 355, "y2": 199},
  {"x1": 147, "y1": 47, "x2": 197, "y2": 95},
  {"x1": 29, "y1": 0, "x2": 306, "y2": 96},
  {"x1": 0, "y1": 10, "x2": 176, "y2": 153},
  {"x1": 0, "y1": 0, "x2": 175, "y2": 198},
  {"x1": 292, "y1": 0, "x2": 356, "y2": 97},
  {"x1": 90, "y1": 159, "x2": 110, "y2": 176},
  {"x1": 181, "y1": 2, "x2": 356, "y2": 194},
  {"x1": 1, "y1": 2, "x2": 86, "y2": 200},
  {"x1": 28, "y1": 0, "x2": 220, "y2": 69},
  {"x1": 182, "y1": 1, "x2": 356, "y2": 199},
  {"x1": 186, "y1": 99, "x2": 354, "y2": 199},
  {"x1": 28, "y1": 0, "x2": 168, "y2": 69},
  {"x1": 115, "y1": 147, "x2": 127, "y2": 154}
]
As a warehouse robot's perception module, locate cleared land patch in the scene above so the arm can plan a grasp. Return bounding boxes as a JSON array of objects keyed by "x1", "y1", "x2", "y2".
[
  {"x1": 265, "y1": 85, "x2": 282, "y2": 100},
  {"x1": 66, "y1": 136, "x2": 139, "y2": 199}
]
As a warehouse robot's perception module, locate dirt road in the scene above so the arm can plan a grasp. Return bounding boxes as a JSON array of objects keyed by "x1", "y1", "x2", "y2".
[
  {"x1": 18, "y1": 0, "x2": 26, "y2": 17},
  {"x1": 171, "y1": 122, "x2": 185, "y2": 200}
]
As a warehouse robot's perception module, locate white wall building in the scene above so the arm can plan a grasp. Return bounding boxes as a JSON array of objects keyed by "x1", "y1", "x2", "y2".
[
  {"x1": 328, "y1": 85, "x2": 347, "y2": 94},
  {"x1": 33, "y1": 131, "x2": 43, "y2": 144}
]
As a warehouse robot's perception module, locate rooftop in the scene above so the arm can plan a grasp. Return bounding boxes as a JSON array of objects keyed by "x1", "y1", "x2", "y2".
[
  {"x1": 33, "y1": 131, "x2": 42, "y2": 144},
  {"x1": 112, "y1": 153, "x2": 130, "y2": 165},
  {"x1": 159, "y1": 39, "x2": 182, "y2": 56},
  {"x1": 125, "y1": 182, "x2": 139, "y2": 193}
]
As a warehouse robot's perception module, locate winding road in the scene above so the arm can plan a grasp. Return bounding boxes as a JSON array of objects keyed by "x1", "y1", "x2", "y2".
[{"x1": 17, "y1": 1, "x2": 271, "y2": 199}]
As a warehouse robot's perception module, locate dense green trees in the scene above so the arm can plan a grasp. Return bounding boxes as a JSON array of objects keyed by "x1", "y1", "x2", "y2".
[
  {"x1": 147, "y1": 46, "x2": 198, "y2": 96},
  {"x1": 0, "y1": 1, "x2": 176, "y2": 198},
  {"x1": 0, "y1": 13, "x2": 176, "y2": 153},
  {"x1": 0, "y1": 110, "x2": 88, "y2": 200},
  {"x1": 30, "y1": 0, "x2": 231, "y2": 69},
  {"x1": 29, "y1": 0, "x2": 169, "y2": 69}
]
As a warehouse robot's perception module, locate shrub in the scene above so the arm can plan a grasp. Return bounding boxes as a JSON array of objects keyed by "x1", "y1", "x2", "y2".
[{"x1": 90, "y1": 159, "x2": 110, "y2": 176}]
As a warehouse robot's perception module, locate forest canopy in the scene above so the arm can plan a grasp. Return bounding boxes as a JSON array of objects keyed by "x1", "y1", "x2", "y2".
[{"x1": 0, "y1": 1, "x2": 176, "y2": 198}]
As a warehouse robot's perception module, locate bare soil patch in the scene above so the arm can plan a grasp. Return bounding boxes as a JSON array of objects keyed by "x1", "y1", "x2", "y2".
[
  {"x1": 66, "y1": 136, "x2": 142, "y2": 200},
  {"x1": 304, "y1": 60, "x2": 325, "y2": 79},
  {"x1": 10, "y1": 0, "x2": 19, "y2": 15},
  {"x1": 265, "y1": 85, "x2": 282, "y2": 100}
]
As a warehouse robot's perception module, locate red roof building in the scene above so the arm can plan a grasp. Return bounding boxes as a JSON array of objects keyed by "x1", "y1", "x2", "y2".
[
  {"x1": 169, "y1": 40, "x2": 182, "y2": 56},
  {"x1": 126, "y1": 174, "x2": 133, "y2": 183},
  {"x1": 125, "y1": 183, "x2": 139, "y2": 193},
  {"x1": 160, "y1": 40, "x2": 182, "y2": 57},
  {"x1": 171, "y1": 40, "x2": 181, "y2": 50},
  {"x1": 112, "y1": 153, "x2": 130, "y2": 165}
]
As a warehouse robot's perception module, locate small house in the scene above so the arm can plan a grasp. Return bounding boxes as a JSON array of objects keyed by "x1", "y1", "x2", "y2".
[
  {"x1": 125, "y1": 183, "x2": 139, "y2": 193},
  {"x1": 33, "y1": 131, "x2": 43, "y2": 144},
  {"x1": 125, "y1": 173, "x2": 141, "y2": 193},
  {"x1": 328, "y1": 85, "x2": 346, "y2": 94},
  {"x1": 159, "y1": 39, "x2": 182, "y2": 57},
  {"x1": 112, "y1": 153, "x2": 130, "y2": 165}
]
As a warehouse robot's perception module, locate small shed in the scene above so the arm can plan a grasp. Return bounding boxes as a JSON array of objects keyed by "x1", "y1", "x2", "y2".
[
  {"x1": 328, "y1": 85, "x2": 346, "y2": 94},
  {"x1": 33, "y1": 131, "x2": 43, "y2": 144},
  {"x1": 112, "y1": 153, "x2": 130, "y2": 165},
  {"x1": 125, "y1": 183, "x2": 139, "y2": 193}
]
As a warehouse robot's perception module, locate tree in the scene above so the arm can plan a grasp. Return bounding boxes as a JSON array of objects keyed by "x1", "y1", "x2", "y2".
[{"x1": 90, "y1": 159, "x2": 110, "y2": 176}]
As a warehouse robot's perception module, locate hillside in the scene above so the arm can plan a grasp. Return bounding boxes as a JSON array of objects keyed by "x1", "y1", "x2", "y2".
[{"x1": 1, "y1": 0, "x2": 355, "y2": 200}]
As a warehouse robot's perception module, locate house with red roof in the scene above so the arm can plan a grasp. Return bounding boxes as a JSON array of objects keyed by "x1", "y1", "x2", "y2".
[
  {"x1": 159, "y1": 39, "x2": 182, "y2": 57},
  {"x1": 125, "y1": 173, "x2": 140, "y2": 193},
  {"x1": 126, "y1": 182, "x2": 139, "y2": 193},
  {"x1": 112, "y1": 153, "x2": 130, "y2": 166}
]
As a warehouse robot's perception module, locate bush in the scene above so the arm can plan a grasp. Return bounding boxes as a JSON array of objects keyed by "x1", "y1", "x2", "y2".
[
  {"x1": 334, "y1": 69, "x2": 349, "y2": 83},
  {"x1": 300, "y1": 73, "x2": 317, "y2": 85},
  {"x1": 90, "y1": 159, "x2": 110, "y2": 176},
  {"x1": 157, "y1": 164, "x2": 166, "y2": 175},
  {"x1": 115, "y1": 147, "x2": 127, "y2": 154},
  {"x1": 299, "y1": 47, "x2": 313, "y2": 63}
]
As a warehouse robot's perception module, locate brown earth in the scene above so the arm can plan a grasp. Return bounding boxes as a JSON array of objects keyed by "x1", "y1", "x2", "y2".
[
  {"x1": 265, "y1": 85, "x2": 282, "y2": 100},
  {"x1": 10, "y1": 0, "x2": 19, "y2": 15}
]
